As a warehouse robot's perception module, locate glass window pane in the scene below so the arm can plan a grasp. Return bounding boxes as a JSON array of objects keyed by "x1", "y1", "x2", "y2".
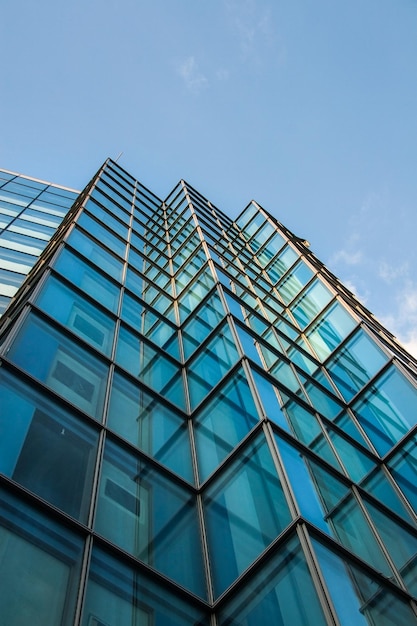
[
  {"x1": 194, "y1": 369, "x2": 259, "y2": 481},
  {"x1": 66, "y1": 227, "x2": 124, "y2": 281},
  {"x1": 7, "y1": 313, "x2": 108, "y2": 420},
  {"x1": 0, "y1": 487, "x2": 83, "y2": 626},
  {"x1": 82, "y1": 547, "x2": 209, "y2": 626},
  {"x1": 36, "y1": 275, "x2": 116, "y2": 355},
  {"x1": 187, "y1": 322, "x2": 239, "y2": 410},
  {"x1": 0, "y1": 369, "x2": 98, "y2": 521},
  {"x1": 107, "y1": 372, "x2": 192, "y2": 482},
  {"x1": 95, "y1": 439, "x2": 206, "y2": 597},
  {"x1": 219, "y1": 536, "x2": 327, "y2": 625},
  {"x1": 328, "y1": 329, "x2": 388, "y2": 401},
  {"x1": 353, "y1": 366, "x2": 417, "y2": 454},
  {"x1": 203, "y1": 435, "x2": 291, "y2": 596},
  {"x1": 306, "y1": 301, "x2": 357, "y2": 360},
  {"x1": 313, "y1": 538, "x2": 417, "y2": 626},
  {"x1": 53, "y1": 247, "x2": 120, "y2": 313}
]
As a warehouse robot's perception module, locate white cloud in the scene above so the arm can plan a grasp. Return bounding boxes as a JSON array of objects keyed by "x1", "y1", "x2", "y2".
[
  {"x1": 224, "y1": 0, "x2": 284, "y2": 66},
  {"x1": 176, "y1": 56, "x2": 208, "y2": 94},
  {"x1": 378, "y1": 260, "x2": 409, "y2": 284},
  {"x1": 343, "y1": 279, "x2": 369, "y2": 305},
  {"x1": 331, "y1": 248, "x2": 363, "y2": 266},
  {"x1": 380, "y1": 281, "x2": 417, "y2": 359}
]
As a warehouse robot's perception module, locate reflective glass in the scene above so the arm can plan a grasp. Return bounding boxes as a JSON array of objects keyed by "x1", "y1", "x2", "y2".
[
  {"x1": 53, "y1": 247, "x2": 120, "y2": 312},
  {"x1": 194, "y1": 369, "x2": 259, "y2": 481},
  {"x1": 291, "y1": 279, "x2": 333, "y2": 329},
  {"x1": 95, "y1": 439, "x2": 206, "y2": 597},
  {"x1": 7, "y1": 313, "x2": 108, "y2": 420},
  {"x1": 67, "y1": 227, "x2": 124, "y2": 281},
  {"x1": 219, "y1": 535, "x2": 327, "y2": 625},
  {"x1": 0, "y1": 369, "x2": 98, "y2": 521},
  {"x1": 313, "y1": 538, "x2": 417, "y2": 626},
  {"x1": 187, "y1": 322, "x2": 239, "y2": 409},
  {"x1": 306, "y1": 301, "x2": 357, "y2": 360},
  {"x1": 36, "y1": 275, "x2": 116, "y2": 356},
  {"x1": 182, "y1": 291, "x2": 225, "y2": 359},
  {"x1": 77, "y1": 212, "x2": 126, "y2": 258},
  {"x1": 83, "y1": 547, "x2": 209, "y2": 626},
  {"x1": 353, "y1": 366, "x2": 417, "y2": 454},
  {"x1": 0, "y1": 488, "x2": 83, "y2": 626},
  {"x1": 278, "y1": 261, "x2": 314, "y2": 304},
  {"x1": 107, "y1": 372, "x2": 192, "y2": 482},
  {"x1": 328, "y1": 329, "x2": 388, "y2": 401},
  {"x1": 389, "y1": 435, "x2": 417, "y2": 513},
  {"x1": 116, "y1": 326, "x2": 185, "y2": 410},
  {"x1": 203, "y1": 435, "x2": 291, "y2": 596}
]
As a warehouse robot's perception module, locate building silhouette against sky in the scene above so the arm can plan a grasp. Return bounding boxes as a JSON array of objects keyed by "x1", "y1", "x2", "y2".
[{"x1": 1, "y1": 160, "x2": 417, "y2": 625}]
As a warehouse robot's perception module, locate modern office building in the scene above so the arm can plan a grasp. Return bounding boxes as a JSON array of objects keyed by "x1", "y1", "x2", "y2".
[
  {"x1": 1, "y1": 158, "x2": 417, "y2": 625},
  {"x1": 0, "y1": 168, "x2": 79, "y2": 315}
]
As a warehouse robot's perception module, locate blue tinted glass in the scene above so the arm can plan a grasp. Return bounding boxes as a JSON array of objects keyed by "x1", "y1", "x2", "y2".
[
  {"x1": 353, "y1": 366, "x2": 417, "y2": 454},
  {"x1": 203, "y1": 435, "x2": 291, "y2": 596},
  {"x1": 7, "y1": 313, "x2": 108, "y2": 420},
  {"x1": 219, "y1": 536, "x2": 326, "y2": 625},
  {"x1": 36, "y1": 275, "x2": 116, "y2": 356},
  {"x1": 0, "y1": 487, "x2": 83, "y2": 626},
  {"x1": 66, "y1": 227, "x2": 124, "y2": 281},
  {"x1": 83, "y1": 547, "x2": 209, "y2": 626},
  {"x1": 95, "y1": 439, "x2": 206, "y2": 597},
  {"x1": 328, "y1": 329, "x2": 388, "y2": 401},
  {"x1": 53, "y1": 247, "x2": 120, "y2": 312},
  {"x1": 107, "y1": 372, "x2": 192, "y2": 482},
  {"x1": 0, "y1": 369, "x2": 98, "y2": 522}
]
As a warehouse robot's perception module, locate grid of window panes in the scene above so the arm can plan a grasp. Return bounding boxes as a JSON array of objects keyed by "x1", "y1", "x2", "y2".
[
  {"x1": 0, "y1": 168, "x2": 78, "y2": 315},
  {"x1": 1, "y1": 158, "x2": 417, "y2": 625}
]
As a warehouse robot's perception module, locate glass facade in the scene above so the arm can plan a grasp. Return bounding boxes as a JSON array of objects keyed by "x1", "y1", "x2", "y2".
[
  {"x1": 0, "y1": 168, "x2": 78, "y2": 315},
  {"x1": 1, "y1": 158, "x2": 417, "y2": 624}
]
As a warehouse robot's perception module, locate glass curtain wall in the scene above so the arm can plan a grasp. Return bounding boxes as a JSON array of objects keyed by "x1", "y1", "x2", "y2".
[{"x1": 0, "y1": 159, "x2": 417, "y2": 625}]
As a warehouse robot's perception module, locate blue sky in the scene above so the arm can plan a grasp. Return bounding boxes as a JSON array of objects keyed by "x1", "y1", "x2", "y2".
[{"x1": 1, "y1": 0, "x2": 417, "y2": 353}]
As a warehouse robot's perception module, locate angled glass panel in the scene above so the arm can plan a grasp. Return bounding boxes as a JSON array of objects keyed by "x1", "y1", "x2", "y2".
[
  {"x1": 364, "y1": 499, "x2": 417, "y2": 596},
  {"x1": 82, "y1": 547, "x2": 209, "y2": 626},
  {"x1": 77, "y1": 212, "x2": 126, "y2": 258},
  {"x1": 66, "y1": 228, "x2": 124, "y2": 281},
  {"x1": 187, "y1": 322, "x2": 239, "y2": 410},
  {"x1": 219, "y1": 535, "x2": 327, "y2": 625},
  {"x1": 388, "y1": 435, "x2": 417, "y2": 514},
  {"x1": 107, "y1": 371, "x2": 192, "y2": 482},
  {"x1": 7, "y1": 313, "x2": 108, "y2": 420},
  {"x1": 115, "y1": 326, "x2": 185, "y2": 410},
  {"x1": 0, "y1": 488, "x2": 83, "y2": 626},
  {"x1": 327, "y1": 329, "x2": 388, "y2": 402},
  {"x1": 274, "y1": 435, "x2": 332, "y2": 533},
  {"x1": 182, "y1": 291, "x2": 225, "y2": 359},
  {"x1": 53, "y1": 247, "x2": 120, "y2": 313},
  {"x1": 353, "y1": 366, "x2": 417, "y2": 455},
  {"x1": 313, "y1": 538, "x2": 417, "y2": 626},
  {"x1": 0, "y1": 369, "x2": 98, "y2": 522},
  {"x1": 325, "y1": 426, "x2": 376, "y2": 482},
  {"x1": 36, "y1": 275, "x2": 115, "y2": 356},
  {"x1": 95, "y1": 439, "x2": 206, "y2": 597},
  {"x1": 278, "y1": 261, "x2": 314, "y2": 305},
  {"x1": 282, "y1": 399, "x2": 340, "y2": 468},
  {"x1": 194, "y1": 369, "x2": 260, "y2": 482},
  {"x1": 203, "y1": 435, "x2": 291, "y2": 596},
  {"x1": 291, "y1": 279, "x2": 333, "y2": 329},
  {"x1": 266, "y1": 245, "x2": 298, "y2": 283},
  {"x1": 306, "y1": 301, "x2": 357, "y2": 360},
  {"x1": 178, "y1": 270, "x2": 215, "y2": 322}
]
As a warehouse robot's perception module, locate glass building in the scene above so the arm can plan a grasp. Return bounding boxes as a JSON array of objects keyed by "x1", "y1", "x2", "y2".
[
  {"x1": 0, "y1": 168, "x2": 79, "y2": 315},
  {"x1": 1, "y1": 158, "x2": 417, "y2": 625}
]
